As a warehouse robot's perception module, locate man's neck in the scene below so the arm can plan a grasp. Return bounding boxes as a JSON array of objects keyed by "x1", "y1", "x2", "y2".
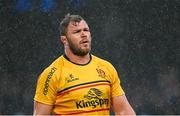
[{"x1": 65, "y1": 50, "x2": 90, "y2": 65}]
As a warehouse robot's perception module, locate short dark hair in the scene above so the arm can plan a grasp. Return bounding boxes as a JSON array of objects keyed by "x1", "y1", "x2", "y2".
[{"x1": 59, "y1": 14, "x2": 84, "y2": 36}]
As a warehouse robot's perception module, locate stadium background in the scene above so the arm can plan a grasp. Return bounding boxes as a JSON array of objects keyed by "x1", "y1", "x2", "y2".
[{"x1": 0, "y1": 0, "x2": 180, "y2": 114}]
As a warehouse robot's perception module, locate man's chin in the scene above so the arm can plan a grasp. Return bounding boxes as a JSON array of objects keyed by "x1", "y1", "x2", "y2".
[{"x1": 76, "y1": 49, "x2": 91, "y2": 56}]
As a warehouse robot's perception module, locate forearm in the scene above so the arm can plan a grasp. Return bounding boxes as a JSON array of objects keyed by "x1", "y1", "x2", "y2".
[
  {"x1": 112, "y1": 95, "x2": 136, "y2": 115},
  {"x1": 33, "y1": 101, "x2": 53, "y2": 115},
  {"x1": 114, "y1": 105, "x2": 136, "y2": 115}
]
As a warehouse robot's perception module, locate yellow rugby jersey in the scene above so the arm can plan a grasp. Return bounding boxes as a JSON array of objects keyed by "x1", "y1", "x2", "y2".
[{"x1": 34, "y1": 54, "x2": 124, "y2": 115}]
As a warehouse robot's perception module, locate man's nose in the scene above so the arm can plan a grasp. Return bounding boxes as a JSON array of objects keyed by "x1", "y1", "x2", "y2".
[{"x1": 81, "y1": 31, "x2": 87, "y2": 37}]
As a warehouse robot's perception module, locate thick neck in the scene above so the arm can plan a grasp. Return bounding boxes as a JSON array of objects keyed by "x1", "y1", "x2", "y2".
[{"x1": 64, "y1": 49, "x2": 91, "y2": 65}]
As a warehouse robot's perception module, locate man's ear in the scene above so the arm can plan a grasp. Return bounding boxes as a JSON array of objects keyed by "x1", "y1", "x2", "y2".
[{"x1": 60, "y1": 36, "x2": 67, "y2": 45}]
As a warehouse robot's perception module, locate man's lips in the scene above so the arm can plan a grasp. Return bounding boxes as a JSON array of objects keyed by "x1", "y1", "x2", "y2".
[{"x1": 80, "y1": 40, "x2": 89, "y2": 44}]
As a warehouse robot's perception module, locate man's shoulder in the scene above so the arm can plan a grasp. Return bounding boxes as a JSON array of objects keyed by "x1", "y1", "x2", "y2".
[
  {"x1": 42, "y1": 55, "x2": 64, "y2": 74},
  {"x1": 92, "y1": 54, "x2": 113, "y2": 67},
  {"x1": 92, "y1": 54, "x2": 117, "y2": 76},
  {"x1": 50, "y1": 55, "x2": 64, "y2": 67}
]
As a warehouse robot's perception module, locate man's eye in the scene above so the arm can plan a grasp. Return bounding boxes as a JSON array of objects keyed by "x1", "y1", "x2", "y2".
[
  {"x1": 84, "y1": 29, "x2": 89, "y2": 32},
  {"x1": 74, "y1": 30, "x2": 81, "y2": 33}
]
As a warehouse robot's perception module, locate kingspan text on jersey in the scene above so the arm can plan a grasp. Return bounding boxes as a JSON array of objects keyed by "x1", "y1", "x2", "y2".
[{"x1": 76, "y1": 98, "x2": 109, "y2": 109}]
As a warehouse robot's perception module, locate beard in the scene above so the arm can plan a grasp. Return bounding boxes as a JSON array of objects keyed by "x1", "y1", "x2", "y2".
[{"x1": 67, "y1": 37, "x2": 91, "y2": 56}]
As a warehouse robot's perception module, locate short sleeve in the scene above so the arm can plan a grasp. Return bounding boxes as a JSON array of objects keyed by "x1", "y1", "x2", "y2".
[
  {"x1": 34, "y1": 67, "x2": 58, "y2": 105},
  {"x1": 108, "y1": 63, "x2": 125, "y2": 97}
]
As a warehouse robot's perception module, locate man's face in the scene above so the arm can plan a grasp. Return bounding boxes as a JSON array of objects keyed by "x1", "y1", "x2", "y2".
[{"x1": 65, "y1": 20, "x2": 92, "y2": 56}]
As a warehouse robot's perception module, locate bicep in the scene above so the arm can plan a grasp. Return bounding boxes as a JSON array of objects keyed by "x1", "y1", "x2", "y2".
[
  {"x1": 111, "y1": 95, "x2": 135, "y2": 115},
  {"x1": 33, "y1": 101, "x2": 53, "y2": 115}
]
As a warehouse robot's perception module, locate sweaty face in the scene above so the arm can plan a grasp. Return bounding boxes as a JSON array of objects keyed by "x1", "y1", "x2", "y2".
[{"x1": 66, "y1": 20, "x2": 92, "y2": 56}]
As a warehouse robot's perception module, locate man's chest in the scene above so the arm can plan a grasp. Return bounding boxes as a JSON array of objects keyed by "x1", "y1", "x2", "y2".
[{"x1": 56, "y1": 66, "x2": 111, "y2": 105}]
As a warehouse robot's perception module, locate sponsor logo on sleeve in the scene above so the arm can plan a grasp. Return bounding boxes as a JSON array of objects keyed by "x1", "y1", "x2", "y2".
[{"x1": 43, "y1": 67, "x2": 57, "y2": 95}]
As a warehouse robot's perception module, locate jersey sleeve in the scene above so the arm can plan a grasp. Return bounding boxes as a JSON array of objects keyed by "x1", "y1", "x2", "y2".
[
  {"x1": 34, "y1": 67, "x2": 58, "y2": 105},
  {"x1": 108, "y1": 63, "x2": 125, "y2": 97}
]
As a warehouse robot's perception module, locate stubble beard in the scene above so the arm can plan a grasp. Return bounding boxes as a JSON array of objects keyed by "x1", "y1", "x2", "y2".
[{"x1": 67, "y1": 37, "x2": 91, "y2": 56}]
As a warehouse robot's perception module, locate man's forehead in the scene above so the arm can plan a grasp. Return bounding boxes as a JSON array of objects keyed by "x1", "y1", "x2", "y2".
[{"x1": 69, "y1": 20, "x2": 89, "y2": 28}]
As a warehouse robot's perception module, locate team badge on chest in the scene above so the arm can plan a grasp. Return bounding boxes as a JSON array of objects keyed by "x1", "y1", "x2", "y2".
[{"x1": 96, "y1": 68, "x2": 106, "y2": 79}]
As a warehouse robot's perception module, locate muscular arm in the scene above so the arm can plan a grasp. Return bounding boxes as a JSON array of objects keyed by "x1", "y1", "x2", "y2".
[
  {"x1": 33, "y1": 101, "x2": 53, "y2": 115},
  {"x1": 111, "y1": 95, "x2": 136, "y2": 115}
]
